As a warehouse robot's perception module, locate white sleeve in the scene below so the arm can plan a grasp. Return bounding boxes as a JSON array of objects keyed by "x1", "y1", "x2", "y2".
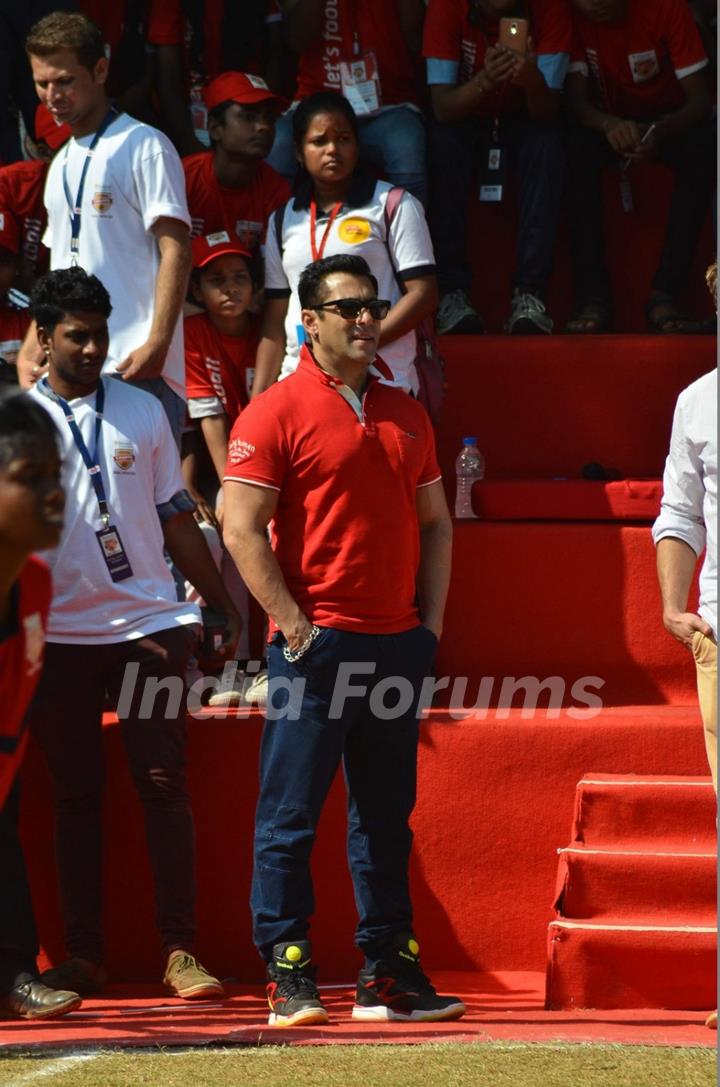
[
  {"x1": 652, "y1": 392, "x2": 707, "y2": 558},
  {"x1": 384, "y1": 190, "x2": 436, "y2": 280},
  {"x1": 132, "y1": 131, "x2": 192, "y2": 233},
  {"x1": 264, "y1": 205, "x2": 291, "y2": 292}
]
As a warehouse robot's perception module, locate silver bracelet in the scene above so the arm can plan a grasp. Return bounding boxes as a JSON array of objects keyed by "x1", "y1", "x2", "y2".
[{"x1": 283, "y1": 625, "x2": 321, "y2": 663}]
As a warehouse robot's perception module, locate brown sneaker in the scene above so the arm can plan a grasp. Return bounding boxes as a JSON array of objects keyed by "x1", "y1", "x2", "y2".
[
  {"x1": 705, "y1": 1010, "x2": 717, "y2": 1030},
  {"x1": 41, "y1": 957, "x2": 107, "y2": 996},
  {"x1": 163, "y1": 951, "x2": 224, "y2": 1000}
]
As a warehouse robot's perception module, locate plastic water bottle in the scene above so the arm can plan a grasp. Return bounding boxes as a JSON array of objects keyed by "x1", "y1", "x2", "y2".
[{"x1": 455, "y1": 437, "x2": 485, "y2": 519}]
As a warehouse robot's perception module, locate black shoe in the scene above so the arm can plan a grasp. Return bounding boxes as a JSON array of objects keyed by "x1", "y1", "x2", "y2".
[
  {"x1": 352, "y1": 933, "x2": 466, "y2": 1022},
  {"x1": 1, "y1": 977, "x2": 82, "y2": 1020},
  {"x1": 265, "y1": 940, "x2": 329, "y2": 1026}
]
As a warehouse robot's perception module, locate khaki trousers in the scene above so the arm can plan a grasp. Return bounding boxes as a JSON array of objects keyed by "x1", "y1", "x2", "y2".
[{"x1": 693, "y1": 631, "x2": 718, "y2": 791}]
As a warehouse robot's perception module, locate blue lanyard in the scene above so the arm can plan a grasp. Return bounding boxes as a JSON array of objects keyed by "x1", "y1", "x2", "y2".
[
  {"x1": 61, "y1": 108, "x2": 118, "y2": 263},
  {"x1": 38, "y1": 376, "x2": 110, "y2": 526}
]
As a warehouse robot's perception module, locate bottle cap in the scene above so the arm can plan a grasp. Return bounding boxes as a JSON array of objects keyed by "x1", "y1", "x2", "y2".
[{"x1": 462, "y1": 437, "x2": 478, "y2": 445}]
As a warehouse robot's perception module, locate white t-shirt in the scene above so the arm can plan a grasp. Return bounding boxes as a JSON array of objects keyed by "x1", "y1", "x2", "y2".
[
  {"x1": 43, "y1": 112, "x2": 191, "y2": 400},
  {"x1": 30, "y1": 377, "x2": 201, "y2": 644},
  {"x1": 265, "y1": 178, "x2": 436, "y2": 394}
]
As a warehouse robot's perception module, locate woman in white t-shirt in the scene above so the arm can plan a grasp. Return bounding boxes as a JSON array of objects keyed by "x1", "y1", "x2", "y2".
[{"x1": 253, "y1": 92, "x2": 438, "y2": 395}]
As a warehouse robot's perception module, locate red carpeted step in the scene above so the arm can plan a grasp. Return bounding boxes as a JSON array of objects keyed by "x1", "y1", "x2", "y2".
[
  {"x1": 554, "y1": 847, "x2": 717, "y2": 926},
  {"x1": 571, "y1": 774, "x2": 717, "y2": 851},
  {"x1": 545, "y1": 920, "x2": 717, "y2": 1010},
  {"x1": 438, "y1": 522, "x2": 700, "y2": 704},
  {"x1": 435, "y1": 335, "x2": 714, "y2": 489}
]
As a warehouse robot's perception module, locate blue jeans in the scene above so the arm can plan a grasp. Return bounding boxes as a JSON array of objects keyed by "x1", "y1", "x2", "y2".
[
  {"x1": 251, "y1": 624, "x2": 438, "y2": 962},
  {"x1": 267, "y1": 104, "x2": 428, "y2": 206},
  {"x1": 427, "y1": 113, "x2": 565, "y2": 296}
]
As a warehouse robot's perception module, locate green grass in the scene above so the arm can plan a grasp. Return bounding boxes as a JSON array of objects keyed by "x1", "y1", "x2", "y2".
[{"x1": 0, "y1": 1043, "x2": 715, "y2": 1087}]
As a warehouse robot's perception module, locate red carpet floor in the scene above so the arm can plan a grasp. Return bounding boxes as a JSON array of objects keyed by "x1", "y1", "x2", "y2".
[{"x1": 0, "y1": 973, "x2": 715, "y2": 1051}]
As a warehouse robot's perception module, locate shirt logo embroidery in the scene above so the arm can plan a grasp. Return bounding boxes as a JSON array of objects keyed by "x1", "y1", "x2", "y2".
[
  {"x1": 628, "y1": 50, "x2": 659, "y2": 84},
  {"x1": 92, "y1": 190, "x2": 113, "y2": 214},
  {"x1": 228, "y1": 438, "x2": 255, "y2": 464},
  {"x1": 338, "y1": 217, "x2": 371, "y2": 245},
  {"x1": 113, "y1": 443, "x2": 136, "y2": 472}
]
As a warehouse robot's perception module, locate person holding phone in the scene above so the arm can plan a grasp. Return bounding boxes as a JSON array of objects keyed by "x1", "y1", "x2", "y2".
[
  {"x1": 423, "y1": 0, "x2": 571, "y2": 335},
  {"x1": 565, "y1": 0, "x2": 714, "y2": 334}
]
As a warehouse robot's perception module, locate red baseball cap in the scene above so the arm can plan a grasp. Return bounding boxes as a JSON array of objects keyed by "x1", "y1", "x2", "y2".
[
  {"x1": 34, "y1": 104, "x2": 71, "y2": 151},
  {"x1": 203, "y1": 71, "x2": 286, "y2": 113},
  {"x1": 192, "y1": 231, "x2": 253, "y2": 270}
]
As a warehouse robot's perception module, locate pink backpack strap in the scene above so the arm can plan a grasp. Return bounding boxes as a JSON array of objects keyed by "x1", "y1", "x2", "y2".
[{"x1": 383, "y1": 186, "x2": 406, "y2": 236}]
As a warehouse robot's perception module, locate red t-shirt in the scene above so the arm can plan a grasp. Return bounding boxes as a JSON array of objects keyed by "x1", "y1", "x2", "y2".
[
  {"x1": 423, "y1": 0, "x2": 571, "y2": 116},
  {"x1": 294, "y1": 0, "x2": 422, "y2": 107},
  {"x1": 150, "y1": 0, "x2": 281, "y2": 79},
  {"x1": 0, "y1": 556, "x2": 51, "y2": 809},
  {"x1": 569, "y1": 0, "x2": 708, "y2": 118},
  {"x1": 183, "y1": 153, "x2": 290, "y2": 250},
  {"x1": 185, "y1": 311, "x2": 259, "y2": 423},
  {"x1": 0, "y1": 304, "x2": 31, "y2": 368},
  {"x1": 224, "y1": 345, "x2": 441, "y2": 635},
  {"x1": 0, "y1": 160, "x2": 48, "y2": 277}
]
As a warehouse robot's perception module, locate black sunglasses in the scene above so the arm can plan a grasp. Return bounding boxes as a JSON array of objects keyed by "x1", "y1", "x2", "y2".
[{"x1": 313, "y1": 297, "x2": 391, "y2": 320}]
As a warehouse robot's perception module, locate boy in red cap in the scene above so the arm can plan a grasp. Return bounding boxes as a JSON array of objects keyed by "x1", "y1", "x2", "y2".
[
  {"x1": 185, "y1": 230, "x2": 260, "y2": 501},
  {"x1": 182, "y1": 72, "x2": 290, "y2": 253},
  {"x1": 184, "y1": 230, "x2": 263, "y2": 702}
]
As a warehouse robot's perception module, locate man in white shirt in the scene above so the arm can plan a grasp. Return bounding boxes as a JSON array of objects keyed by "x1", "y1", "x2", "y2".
[
  {"x1": 18, "y1": 11, "x2": 191, "y2": 443},
  {"x1": 26, "y1": 266, "x2": 239, "y2": 1000},
  {"x1": 653, "y1": 363, "x2": 717, "y2": 780}
]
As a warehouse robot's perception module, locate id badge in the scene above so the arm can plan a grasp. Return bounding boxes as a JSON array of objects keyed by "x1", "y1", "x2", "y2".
[
  {"x1": 479, "y1": 143, "x2": 507, "y2": 203},
  {"x1": 339, "y1": 52, "x2": 381, "y2": 115},
  {"x1": 96, "y1": 524, "x2": 133, "y2": 582}
]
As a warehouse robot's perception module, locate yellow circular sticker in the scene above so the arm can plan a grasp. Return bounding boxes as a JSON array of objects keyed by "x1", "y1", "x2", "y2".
[{"x1": 338, "y1": 217, "x2": 372, "y2": 245}]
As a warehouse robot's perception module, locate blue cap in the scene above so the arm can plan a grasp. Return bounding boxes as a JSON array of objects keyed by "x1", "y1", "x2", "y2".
[{"x1": 462, "y1": 437, "x2": 478, "y2": 445}]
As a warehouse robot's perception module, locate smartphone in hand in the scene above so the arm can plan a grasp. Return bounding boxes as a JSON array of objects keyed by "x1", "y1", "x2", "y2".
[{"x1": 499, "y1": 16, "x2": 529, "y2": 54}]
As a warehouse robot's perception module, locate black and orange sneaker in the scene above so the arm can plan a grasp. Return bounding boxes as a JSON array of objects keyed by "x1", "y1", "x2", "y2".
[
  {"x1": 352, "y1": 933, "x2": 466, "y2": 1023},
  {"x1": 265, "y1": 940, "x2": 329, "y2": 1026}
]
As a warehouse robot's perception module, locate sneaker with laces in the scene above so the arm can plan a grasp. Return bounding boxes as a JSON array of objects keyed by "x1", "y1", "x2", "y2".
[
  {"x1": 207, "y1": 664, "x2": 246, "y2": 708},
  {"x1": 242, "y1": 669, "x2": 268, "y2": 707},
  {"x1": 437, "y1": 288, "x2": 486, "y2": 335},
  {"x1": 41, "y1": 956, "x2": 107, "y2": 996},
  {"x1": 266, "y1": 940, "x2": 329, "y2": 1026},
  {"x1": 352, "y1": 933, "x2": 466, "y2": 1022},
  {"x1": 163, "y1": 951, "x2": 225, "y2": 1000},
  {"x1": 506, "y1": 290, "x2": 553, "y2": 335}
]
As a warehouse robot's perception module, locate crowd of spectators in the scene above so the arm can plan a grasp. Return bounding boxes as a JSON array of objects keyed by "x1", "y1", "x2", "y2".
[{"x1": 0, "y1": 0, "x2": 716, "y2": 1024}]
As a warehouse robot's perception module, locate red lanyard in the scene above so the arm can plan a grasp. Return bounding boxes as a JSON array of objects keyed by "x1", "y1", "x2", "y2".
[{"x1": 310, "y1": 199, "x2": 343, "y2": 262}]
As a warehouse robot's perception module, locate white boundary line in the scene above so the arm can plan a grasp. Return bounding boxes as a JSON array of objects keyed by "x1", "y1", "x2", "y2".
[
  {"x1": 579, "y1": 778, "x2": 714, "y2": 787},
  {"x1": 2, "y1": 1053, "x2": 99, "y2": 1086}
]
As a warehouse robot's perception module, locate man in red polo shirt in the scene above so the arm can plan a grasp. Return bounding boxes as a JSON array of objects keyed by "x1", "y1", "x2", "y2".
[
  {"x1": 565, "y1": 0, "x2": 714, "y2": 333},
  {"x1": 223, "y1": 253, "x2": 462, "y2": 1028},
  {"x1": 182, "y1": 73, "x2": 290, "y2": 251}
]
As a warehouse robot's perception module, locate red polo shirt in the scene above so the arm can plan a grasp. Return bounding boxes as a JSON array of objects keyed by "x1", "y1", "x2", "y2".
[
  {"x1": 224, "y1": 345, "x2": 441, "y2": 634},
  {"x1": 294, "y1": 0, "x2": 422, "y2": 107},
  {"x1": 0, "y1": 160, "x2": 48, "y2": 277},
  {"x1": 185, "y1": 311, "x2": 259, "y2": 423},
  {"x1": 569, "y1": 0, "x2": 707, "y2": 118},
  {"x1": 183, "y1": 152, "x2": 290, "y2": 248},
  {"x1": 150, "y1": 0, "x2": 281, "y2": 79},
  {"x1": 0, "y1": 556, "x2": 51, "y2": 809}
]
